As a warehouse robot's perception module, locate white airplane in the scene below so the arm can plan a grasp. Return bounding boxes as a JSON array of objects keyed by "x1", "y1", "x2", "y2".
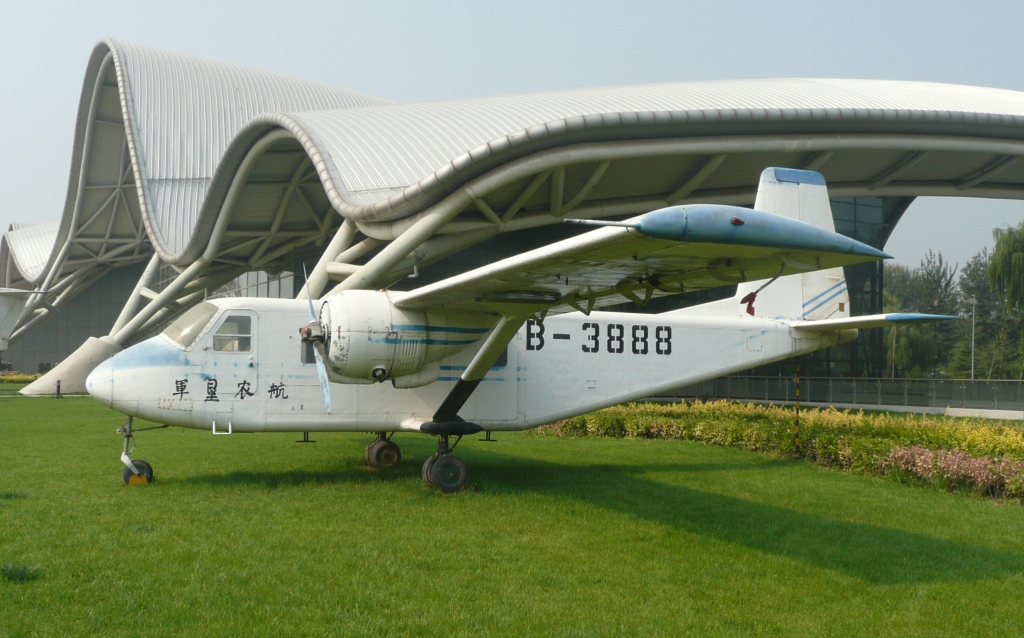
[{"x1": 86, "y1": 168, "x2": 953, "y2": 491}]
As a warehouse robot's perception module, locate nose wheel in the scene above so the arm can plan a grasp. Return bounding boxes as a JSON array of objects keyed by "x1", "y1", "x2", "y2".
[
  {"x1": 365, "y1": 434, "x2": 402, "y2": 469},
  {"x1": 122, "y1": 459, "x2": 154, "y2": 485},
  {"x1": 422, "y1": 434, "x2": 466, "y2": 493}
]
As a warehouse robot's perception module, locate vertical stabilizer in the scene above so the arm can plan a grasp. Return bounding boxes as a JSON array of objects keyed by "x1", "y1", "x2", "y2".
[
  {"x1": 672, "y1": 167, "x2": 850, "y2": 321},
  {"x1": 741, "y1": 168, "x2": 849, "y2": 320}
]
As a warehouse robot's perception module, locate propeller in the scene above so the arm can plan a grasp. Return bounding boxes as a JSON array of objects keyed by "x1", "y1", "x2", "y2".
[{"x1": 299, "y1": 264, "x2": 332, "y2": 413}]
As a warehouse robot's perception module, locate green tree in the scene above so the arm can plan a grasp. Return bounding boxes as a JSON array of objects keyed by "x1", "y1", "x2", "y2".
[
  {"x1": 986, "y1": 223, "x2": 1024, "y2": 378},
  {"x1": 947, "y1": 249, "x2": 1019, "y2": 379},
  {"x1": 989, "y1": 221, "x2": 1024, "y2": 310},
  {"x1": 883, "y1": 251, "x2": 959, "y2": 376}
]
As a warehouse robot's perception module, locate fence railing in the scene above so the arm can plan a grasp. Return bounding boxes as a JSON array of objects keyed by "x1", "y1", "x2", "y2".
[{"x1": 660, "y1": 377, "x2": 1024, "y2": 411}]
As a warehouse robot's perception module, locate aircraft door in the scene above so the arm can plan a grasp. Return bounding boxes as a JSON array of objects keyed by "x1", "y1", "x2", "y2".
[{"x1": 203, "y1": 310, "x2": 264, "y2": 432}]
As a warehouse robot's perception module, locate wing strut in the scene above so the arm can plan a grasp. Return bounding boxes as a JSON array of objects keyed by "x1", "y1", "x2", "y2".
[{"x1": 423, "y1": 315, "x2": 527, "y2": 434}]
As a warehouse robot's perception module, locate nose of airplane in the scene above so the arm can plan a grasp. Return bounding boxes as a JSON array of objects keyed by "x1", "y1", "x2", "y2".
[{"x1": 86, "y1": 356, "x2": 115, "y2": 407}]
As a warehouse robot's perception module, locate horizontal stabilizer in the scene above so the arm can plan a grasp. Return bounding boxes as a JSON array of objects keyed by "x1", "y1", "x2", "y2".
[{"x1": 791, "y1": 313, "x2": 957, "y2": 332}]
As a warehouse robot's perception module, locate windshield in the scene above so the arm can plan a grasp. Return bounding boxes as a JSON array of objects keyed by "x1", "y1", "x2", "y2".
[{"x1": 163, "y1": 302, "x2": 219, "y2": 348}]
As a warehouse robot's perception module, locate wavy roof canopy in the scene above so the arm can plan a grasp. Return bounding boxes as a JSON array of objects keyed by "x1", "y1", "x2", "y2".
[
  {"x1": 34, "y1": 39, "x2": 390, "y2": 284},
  {"x1": 276, "y1": 78, "x2": 1024, "y2": 223},
  {"x1": 9, "y1": 38, "x2": 1024, "y2": 343},
  {"x1": 0, "y1": 221, "x2": 60, "y2": 286}
]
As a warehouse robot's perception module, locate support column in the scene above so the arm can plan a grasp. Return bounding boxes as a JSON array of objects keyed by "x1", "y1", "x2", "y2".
[
  {"x1": 296, "y1": 219, "x2": 355, "y2": 300},
  {"x1": 333, "y1": 191, "x2": 471, "y2": 293},
  {"x1": 109, "y1": 252, "x2": 161, "y2": 337}
]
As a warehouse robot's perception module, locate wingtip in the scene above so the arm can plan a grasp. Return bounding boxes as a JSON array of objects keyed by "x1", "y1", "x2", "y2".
[
  {"x1": 848, "y1": 240, "x2": 891, "y2": 260},
  {"x1": 885, "y1": 313, "x2": 960, "y2": 323}
]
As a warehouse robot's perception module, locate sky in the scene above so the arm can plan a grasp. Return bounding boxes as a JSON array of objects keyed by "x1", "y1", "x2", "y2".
[{"x1": 2, "y1": 0, "x2": 1023, "y2": 269}]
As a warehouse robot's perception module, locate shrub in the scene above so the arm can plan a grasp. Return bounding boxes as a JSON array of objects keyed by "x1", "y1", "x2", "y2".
[
  {"x1": 542, "y1": 400, "x2": 1024, "y2": 503},
  {"x1": 0, "y1": 373, "x2": 38, "y2": 383},
  {"x1": 882, "y1": 446, "x2": 934, "y2": 479}
]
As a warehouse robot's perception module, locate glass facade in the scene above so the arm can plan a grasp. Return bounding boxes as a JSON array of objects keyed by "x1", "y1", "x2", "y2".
[{"x1": 2, "y1": 264, "x2": 144, "y2": 374}]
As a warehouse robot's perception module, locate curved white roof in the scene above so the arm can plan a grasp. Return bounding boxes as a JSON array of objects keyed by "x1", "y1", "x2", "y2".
[
  {"x1": 106, "y1": 41, "x2": 390, "y2": 254},
  {"x1": 9, "y1": 38, "x2": 1024, "y2": 342},
  {"x1": 2, "y1": 220, "x2": 60, "y2": 283},
  {"x1": 270, "y1": 78, "x2": 1024, "y2": 224}
]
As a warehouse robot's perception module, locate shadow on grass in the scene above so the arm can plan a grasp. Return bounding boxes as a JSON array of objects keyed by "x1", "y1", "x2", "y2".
[
  {"x1": 164, "y1": 446, "x2": 1024, "y2": 585},
  {"x1": 474, "y1": 451, "x2": 1024, "y2": 585},
  {"x1": 171, "y1": 455, "x2": 778, "y2": 489},
  {"x1": 172, "y1": 464, "x2": 420, "y2": 488},
  {"x1": 1, "y1": 565, "x2": 40, "y2": 583}
]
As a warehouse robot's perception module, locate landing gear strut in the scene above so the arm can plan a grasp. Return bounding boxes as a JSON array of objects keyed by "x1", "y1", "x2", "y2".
[
  {"x1": 422, "y1": 434, "x2": 466, "y2": 493},
  {"x1": 365, "y1": 433, "x2": 401, "y2": 469},
  {"x1": 117, "y1": 416, "x2": 155, "y2": 485}
]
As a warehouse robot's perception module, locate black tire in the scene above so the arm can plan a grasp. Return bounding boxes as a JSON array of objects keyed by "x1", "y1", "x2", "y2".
[
  {"x1": 366, "y1": 439, "x2": 401, "y2": 469},
  {"x1": 365, "y1": 439, "x2": 384, "y2": 467},
  {"x1": 122, "y1": 459, "x2": 154, "y2": 485},
  {"x1": 421, "y1": 453, "x2": 441, "y2": 486},
  {"x1": 429, "y1": 455, "x2": 466, "y2": 493}
]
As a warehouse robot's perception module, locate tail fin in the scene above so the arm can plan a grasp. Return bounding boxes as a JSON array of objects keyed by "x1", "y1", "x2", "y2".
[
  {"x1": 671, "y1": 167, "x2": 850, "y2": 320},
  {"x1": 736, "y1": 168, "x2": 849, "y2": 320}
]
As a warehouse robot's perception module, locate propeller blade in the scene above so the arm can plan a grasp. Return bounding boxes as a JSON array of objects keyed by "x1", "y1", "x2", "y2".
[
  {"x1": 312, "y1": 341, "x2": 332, "y2": 414},
  {"x1": 302, "y1": 264, "x2": 332, "y2": 414},
  {"x1": 303, "y1": 264, "x2": 317, "y2": 322}
]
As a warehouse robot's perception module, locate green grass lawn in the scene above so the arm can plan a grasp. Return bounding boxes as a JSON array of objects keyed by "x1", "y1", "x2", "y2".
[
  {"x1": 0, "y1": 382, "x2": 28, "y2": 396},
  {"x1": 2, "y1": 397, "x2": 1024, "y2": 637}
]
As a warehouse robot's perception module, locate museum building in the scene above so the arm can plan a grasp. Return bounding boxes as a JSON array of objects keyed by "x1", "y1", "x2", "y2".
[{"x1": 7, "y1": 39, "x2": 1024, "y2": 390}]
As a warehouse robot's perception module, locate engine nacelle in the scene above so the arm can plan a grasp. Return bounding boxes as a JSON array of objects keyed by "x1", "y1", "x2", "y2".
[{"x1": 318, "y1": 290, "x2": 494, "y2": 384}]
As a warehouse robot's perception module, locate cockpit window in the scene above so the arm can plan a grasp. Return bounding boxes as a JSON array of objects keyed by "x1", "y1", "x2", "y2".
[
  {"x1": 213, "y1": 316, "x2": 252, "y2": 352},
  {"x1": 163, "y1": 302, "x2": 218, "y2": 349}
]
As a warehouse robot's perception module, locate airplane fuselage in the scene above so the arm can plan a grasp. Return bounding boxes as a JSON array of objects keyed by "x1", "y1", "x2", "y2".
[{"x1": 87, "y1": 297, "x2": 847, "y2": 433}]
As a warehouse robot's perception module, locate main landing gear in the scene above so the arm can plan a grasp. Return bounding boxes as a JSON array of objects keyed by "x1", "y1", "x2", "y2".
[
  {"x1": 365, "y1": 433, "x2": 467, "y2": 492},
  {"x1": 118, "y1": 416, "x2": 157, "y2": 485},
  {"x1": 422, "y1": 434, "x2": 467, "y2": 493},
  {"x1": 365, "y1": 433, "x2": 402, "y2": 469}
]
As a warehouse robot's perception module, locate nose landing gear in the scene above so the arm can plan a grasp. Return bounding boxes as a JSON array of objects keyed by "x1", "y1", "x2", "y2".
[
  {"x1": 422, "y1": 434, "x2": 466, "y2": 493},
  {"x1": 365, "y1": 433, "x2": 401, "y2": 469},
  {"x1": 117, "y1": 416, "x2": 166, "y2": 485}
]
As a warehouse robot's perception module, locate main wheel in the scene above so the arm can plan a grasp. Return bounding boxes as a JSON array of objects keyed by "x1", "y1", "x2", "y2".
[
  {"x1": 421, "y1": 453, "x2": 441, "y2": 487},
  {"x1": 365, "y1": 439, "x2": 384, "y2": 466},
  {"x1": 429, "y1": 455, "x2": 467, "y2": 493},
  {"x1": 122, "y1": 459, "x2": 154, "y2": 485},
  {"x1": 366, "y1": 439, "x2": 401, "y2": 469}
]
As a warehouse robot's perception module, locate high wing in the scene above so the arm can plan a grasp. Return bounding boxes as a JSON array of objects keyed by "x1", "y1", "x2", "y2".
[{"x1": 393, "y1": 204, "x2": 889, "y2": 316}]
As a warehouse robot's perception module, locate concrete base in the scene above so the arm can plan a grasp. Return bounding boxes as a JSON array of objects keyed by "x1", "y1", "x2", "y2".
[
  {"x1": 945, "y1": 407, "x2": 1024, "y2": 420},
  {"x1": 20, "y1": 336, "x2": 121, "y2": 396}
]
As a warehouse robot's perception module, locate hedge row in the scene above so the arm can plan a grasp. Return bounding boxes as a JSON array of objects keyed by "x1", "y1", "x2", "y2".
[
  {"x1": 0, "y1": 374, "x2": 37, "y2": 384},
  {"x1": 542, "y1": 401, "x2": 1024, "y2": 500}
]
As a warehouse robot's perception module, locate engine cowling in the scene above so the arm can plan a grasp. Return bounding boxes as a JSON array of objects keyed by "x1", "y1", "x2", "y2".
[{"x1": 318, "y1": 290, "x2": 495, "y2": 385}]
